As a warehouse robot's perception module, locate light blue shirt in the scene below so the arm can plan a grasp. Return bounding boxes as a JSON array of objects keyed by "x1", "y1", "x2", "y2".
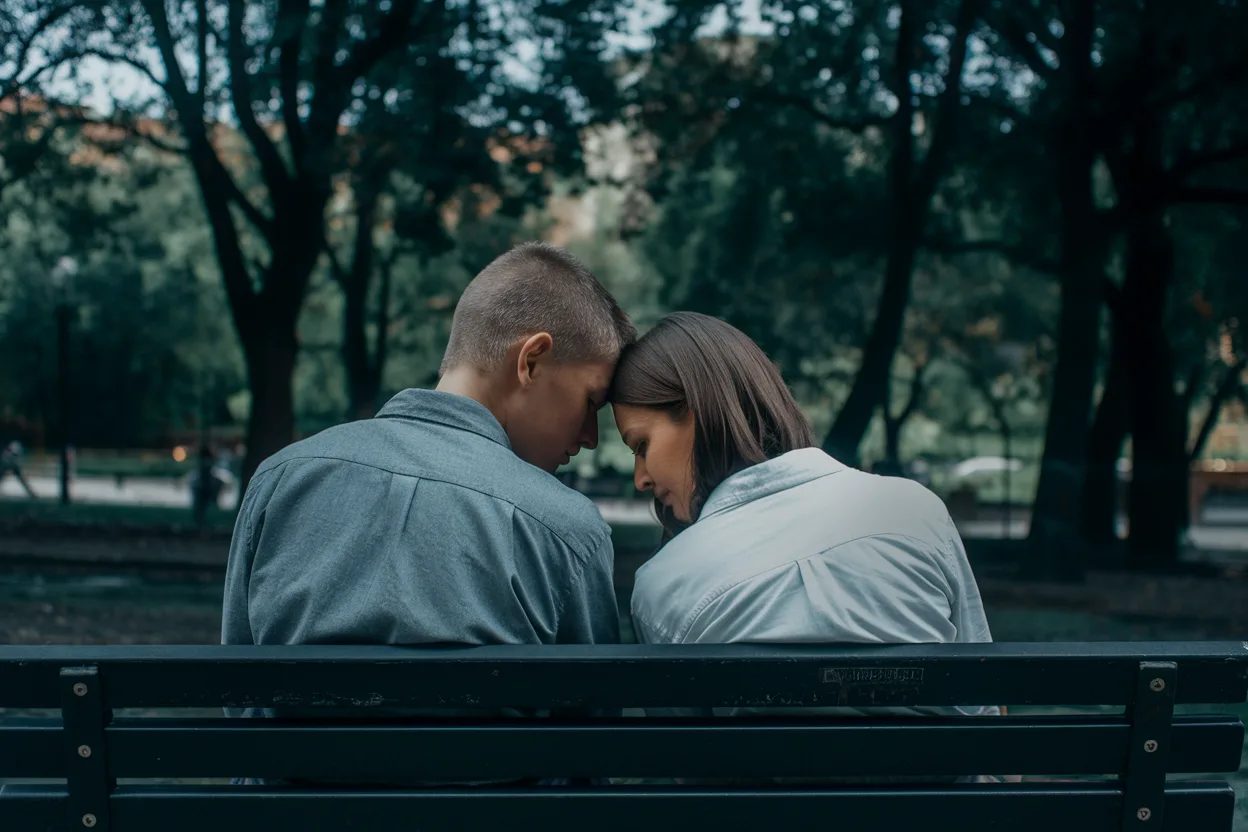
[
  {"x1": 222, "y1": 388, "x2": 620, "y2": 651},
  {"x1": 631, "y1": 447, "x2": 997, "y2": 719}
]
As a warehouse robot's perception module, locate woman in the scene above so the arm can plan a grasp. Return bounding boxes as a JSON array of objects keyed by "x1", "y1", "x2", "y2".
[{"x1": 611, "y1": 312, "x2": 998, "y2": 721}]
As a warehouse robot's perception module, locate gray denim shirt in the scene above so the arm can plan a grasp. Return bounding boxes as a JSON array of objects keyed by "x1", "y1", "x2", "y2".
[{"x1": 222, "y1": 389, "x2": 620, "y2": 652}]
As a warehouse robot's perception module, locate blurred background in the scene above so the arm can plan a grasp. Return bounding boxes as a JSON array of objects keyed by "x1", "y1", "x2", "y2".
[
  {"x1": 0, "y1": 0, "x2": 1246, "y2": 656},
  {"x1": 3, "y1": 0, "x2": 1247, "y2": 814}
]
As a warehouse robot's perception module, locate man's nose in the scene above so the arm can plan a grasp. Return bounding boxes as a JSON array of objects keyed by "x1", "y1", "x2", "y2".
[
  {"x1": 634, "y1": 459, "x2": 653, "y2": 493},
  {"x1": 579, "y1": 410, "x2": 599, "y2": 450}
]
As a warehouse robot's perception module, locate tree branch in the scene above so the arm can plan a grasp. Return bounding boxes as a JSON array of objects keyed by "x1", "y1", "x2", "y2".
[
  {"x1": 960, "y1": 353, "x2": 1011, "y2": 431},
  {"x1": 988, "y1": 9, "x2": 1056, "y2": 79},
  {"x1": 226, "y1": 0, "x2": 292, "y2": 196},
  {"x1": 340, "y1": 0, "x2": 433, "y2": 82},
  {"x1": 195, "y1": 0, "x2": 210, "y2": 105},
  {"x1": 143, "y1": 0, "x2": 197, "y2": 106},
  {"x1": 896, "y1": 362, "x2": 929, "y2": 426},
  {"x1": 307, "y1": 0, "x2": 443, "y2": 144},
  {"x1": 1181, "y1": 362, "x2": 1206, "y2": 414},
  {"x1": 1189, "y1": 359, "x2": 1245, "y2": 464},
  {"x1": 915, "y1": 0, "x2": 981, "y2": 201},
  {"x1": 274, "y1": 0, "x2": 310, "y2": 170},
  {"x1": 86, "y1": 109, "x2": 275, "y2": 239},
  {"x1": 0, "y1": 2, "x2": 77, "y2": 101},
  {"x1": 126, "y1": 120, "x2": 189, "y2": 154},
  {"x1": 75, "y1": 48, "x2": 169, "y2": 93}
]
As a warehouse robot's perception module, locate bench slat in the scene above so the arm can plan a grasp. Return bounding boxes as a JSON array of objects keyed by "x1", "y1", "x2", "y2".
[
  {"x1": 0, "y1": 782, "x2": 1235, "y2": 832},
  {"x1": 3, "y1": 716, "x2": 1242, "y2": 780},
  {"x1": 2, "y1": 643, "x2": 1246, "y2": 708}
]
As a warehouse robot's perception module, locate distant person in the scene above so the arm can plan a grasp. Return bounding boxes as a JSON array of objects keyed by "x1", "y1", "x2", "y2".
[
  {"x1": 222, "y1": 244, "x2": 635, "y2": 784},
  {"x1": 190, "y1": 444, "x2": 225, "y2": 527},
  {"x1": 610, "y1": 314, "x2": 999, "y2": 743},
  {"x1": 0, "y1": 441, "x2": 36, "y2": 499}
]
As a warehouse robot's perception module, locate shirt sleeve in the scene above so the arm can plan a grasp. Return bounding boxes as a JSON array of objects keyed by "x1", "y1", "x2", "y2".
[
  {"x1": 556, "y1": 531, "x2": 621, "y2": 645},
  {"x1": 220, "y1": 470, "x2": 273, "y2": 646}
]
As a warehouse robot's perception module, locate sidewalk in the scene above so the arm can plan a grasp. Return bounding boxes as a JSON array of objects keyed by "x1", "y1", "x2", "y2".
[{"x1": 1, "y1": 474, "x2": 239, "y2": 509}]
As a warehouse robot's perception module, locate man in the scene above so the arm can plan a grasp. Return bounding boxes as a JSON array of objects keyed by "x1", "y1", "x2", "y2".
[
  {"x1": 223, "y1": 242, "x2": 635, "y2": 656},
  {"x1": 0, "y1": 441, "x2": 36, "y2": 499}
]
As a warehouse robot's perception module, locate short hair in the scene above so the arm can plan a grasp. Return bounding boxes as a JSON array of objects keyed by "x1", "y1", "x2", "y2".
[{"x1": 440, "y1": 242, "x2": 637, "y2": 374}]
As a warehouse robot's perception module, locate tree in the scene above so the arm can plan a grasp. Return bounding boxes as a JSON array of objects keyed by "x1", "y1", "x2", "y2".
[
  {"x1": 87, "y1": 0, "x2": 621, "y2": 485},
  {"x1": 0, "y1": 131, "x2": 242, "y2": 448},
  {"x1": 819, "y1": 0, "x2": 980, "y2": 465},
  {"x1": 627, "y1": 0, "x2": 987, "y2": 465},
  {"x1": 1072, "y1": 0, "x2": 1248, "y2": 569},
  {"x1": 79, "y1": 0, "x2": 458, "y2": 484},
  {"x1": 321, "y1": 23, "x2": 596, "y2": 420}
]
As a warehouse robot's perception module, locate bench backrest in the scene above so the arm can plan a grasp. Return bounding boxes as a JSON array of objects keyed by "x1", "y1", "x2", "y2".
[{"x1": 2, "y1": 641, "x2": 1246, "y2": 832}]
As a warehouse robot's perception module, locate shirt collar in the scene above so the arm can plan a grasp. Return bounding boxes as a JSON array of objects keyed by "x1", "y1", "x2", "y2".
[
  {"x1": 698, "y1": 447, "x2": 847, "y2": 520},
  {"x1": 375, "y1": 388, "x2": 511, "y2": 450}
]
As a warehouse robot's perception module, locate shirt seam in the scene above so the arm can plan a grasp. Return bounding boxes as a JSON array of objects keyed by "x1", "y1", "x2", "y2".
[
  {"x1": 631, "y1": 608, "x2": 675, "y2": 644},
  {"x1": 374, "y1": 411, "x2": 508, "y2": 448},
  {"x1": 674, "y1": 531, "x2": 953, "y2": 642},
  {"x1": 253, "y1": 455, "x2": 605, "y2": 567},
  {"x1": 699, "y1": 467, "x2": 846, "y2": 520}
]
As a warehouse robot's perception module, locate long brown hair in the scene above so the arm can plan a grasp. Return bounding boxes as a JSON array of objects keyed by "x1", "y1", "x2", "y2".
[{"x1": 609, "y1": 312, "x2": 816, "y2": 539}]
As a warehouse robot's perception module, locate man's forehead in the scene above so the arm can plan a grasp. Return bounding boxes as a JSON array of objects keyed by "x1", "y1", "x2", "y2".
[{"x1": 576, "y1": 358, "x2": 617, "y2": 386}]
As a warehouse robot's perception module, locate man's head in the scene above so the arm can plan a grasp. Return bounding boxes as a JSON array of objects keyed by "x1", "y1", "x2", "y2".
[{"x1": 438, "y1": 242, "x2": 636, "y2": 473}]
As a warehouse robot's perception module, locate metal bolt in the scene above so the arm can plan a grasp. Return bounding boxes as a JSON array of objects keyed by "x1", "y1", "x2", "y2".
[
  {"x1": 1144, "y1": 740, "x2": 1158, "y2": 753},
  {"x1": 1149, "y1": 678, "x2": 1166, "y2": 692},
  {"x1": 82, "y1": 814, "x2": 97, "y2": 827},
  {"x1": 1137, "y1": 807, "x2": 1152, "y2": 821},
  {"x1": 77, "y1": 744, "x2": 91, "y2": 758},
  {"x1": 73, "y1": 683, "x2": 88, "y2": 697}
]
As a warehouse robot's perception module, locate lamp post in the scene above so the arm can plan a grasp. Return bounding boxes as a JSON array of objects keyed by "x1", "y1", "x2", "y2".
[{"x1": 50, "y1": 256, "x2": 77, "y2": 506}]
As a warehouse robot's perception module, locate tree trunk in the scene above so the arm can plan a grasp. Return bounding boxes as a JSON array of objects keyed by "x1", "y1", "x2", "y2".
[
  {"x1": 824, "y1": 237, "x2": 919, "y2": 466},
  {"x1": 821, "y1": 0, "x2": 975, "y2": 465},
  {"x1": 342, "y1": 275, "x2": 377, "y2": 421},
  {"x1": 240, "y1": 325, "x2": 299, "y2": 489},
  {"x1": 880, "y1": 412, "x2": 904, "y2": 475},
  {"x1": 1188, "y1": 360, "x2": 1244, "y2": 464},
  {"x1": 1079, "y1": 322, "x2": 1129, "y2": 548},
  {"x1": 342, "y1": 185, "x2": 383, "y2": 420},
  {"x1": 1122, "y1": 215, "x2": 1187, "y2": 571},
  {"x1": 822, "y1": 1, "x2": 918, "y2": 466},
  {"x1": 1020, "y1": 0, "x2": 1099, "y2": 582}
]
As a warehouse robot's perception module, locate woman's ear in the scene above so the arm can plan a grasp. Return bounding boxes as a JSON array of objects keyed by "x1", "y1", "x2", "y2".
[{"x1": 515, "y1": 332, "x2": 554, "y2": 387}]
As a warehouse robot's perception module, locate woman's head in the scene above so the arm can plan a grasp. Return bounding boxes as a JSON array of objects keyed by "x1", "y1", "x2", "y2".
[{"x1": 609, "y1": 312, "x2": 815, "y2": 538}]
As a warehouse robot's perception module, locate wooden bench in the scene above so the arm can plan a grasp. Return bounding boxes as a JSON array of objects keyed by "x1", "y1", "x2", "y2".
[
  {"x1": 1, "y1": 642, "x2": 1245, "y2": 831},
  {"x1": 1190, "y1": 461, "x2": 1248, "y2": 522}
]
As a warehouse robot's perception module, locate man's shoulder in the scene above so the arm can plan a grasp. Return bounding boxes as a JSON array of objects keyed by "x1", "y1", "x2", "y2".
[
  {"x1": 250, "y1": 420, "x2": 609, "y2": 551},
  {"x1": 497, "y1": 467, "x2": 611, "y2": 555}
]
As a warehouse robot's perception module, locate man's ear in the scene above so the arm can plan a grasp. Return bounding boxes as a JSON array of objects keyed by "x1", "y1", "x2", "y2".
[{"x1": 515, "y1": 332, "x2": 554, "y2": 387}]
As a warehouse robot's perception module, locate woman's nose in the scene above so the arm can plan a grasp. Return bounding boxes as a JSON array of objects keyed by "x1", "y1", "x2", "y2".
[{"x1": 634, "y1": 460, "x2": 653, "y2": 493}]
